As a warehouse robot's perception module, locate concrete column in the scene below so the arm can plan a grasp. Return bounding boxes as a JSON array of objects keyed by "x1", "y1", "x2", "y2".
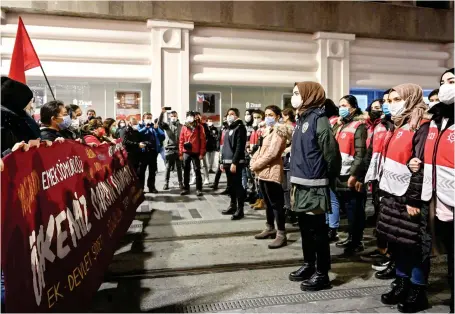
[
  {"x1": 445, "y1": 43, "x2": 454, "y2": 69},
  {"x1": 313, "y1": 32, "x2": 355, "y2": 102},
  {"x1": 147, "y1": 19, "x2": 194, "y2": 120}
]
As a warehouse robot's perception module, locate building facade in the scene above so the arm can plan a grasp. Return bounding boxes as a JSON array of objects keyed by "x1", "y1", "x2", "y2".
[{"x1": 1, "y1": 2, "x2": 454, "y2": 122}]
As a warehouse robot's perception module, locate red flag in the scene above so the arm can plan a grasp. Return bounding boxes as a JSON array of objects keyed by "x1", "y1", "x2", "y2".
[{"x1": 8, "y1": 17, "x2": 41, "y2": 84}]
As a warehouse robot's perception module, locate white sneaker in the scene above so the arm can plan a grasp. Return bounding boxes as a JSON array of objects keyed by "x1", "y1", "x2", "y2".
[
  {"x1": 190, "y1": 178, "x2": 196, "y2": 185},
  {"x1": 204, "y1": 178, "x2": 210, "y2": 185}
]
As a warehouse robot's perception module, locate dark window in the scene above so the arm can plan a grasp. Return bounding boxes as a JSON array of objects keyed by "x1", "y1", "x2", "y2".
[{"x1": 416, "y1": 1, "x2": 451, "y2": 9}]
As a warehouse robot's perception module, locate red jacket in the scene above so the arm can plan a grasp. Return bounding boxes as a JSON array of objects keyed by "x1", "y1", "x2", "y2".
[{"x1": 179, "y1": 123, "x2": 206, "y2": 157}]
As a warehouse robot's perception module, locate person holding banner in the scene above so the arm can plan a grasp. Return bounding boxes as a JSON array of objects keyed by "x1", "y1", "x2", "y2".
[
  {"x1": 1, "y1": 76, "x2": 41, "y2": 156},
  {"x1": 40, "y1": 100, "x2": 78, "y2": 141}
]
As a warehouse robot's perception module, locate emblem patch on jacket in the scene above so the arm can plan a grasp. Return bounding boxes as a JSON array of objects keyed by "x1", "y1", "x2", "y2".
[{"x1": 301, "y1": 122, "x2": 309, "y2": 133}]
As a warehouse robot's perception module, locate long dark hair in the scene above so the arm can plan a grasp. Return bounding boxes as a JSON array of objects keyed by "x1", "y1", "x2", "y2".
[
  {"x1": 340, "y1": 95, "x2": 362, "y2": 115},
  {"x1": 323, "y1": 98, "x2": 339, "y2": 118},
  {"x1": 282, "y1": 108, "x2": 296, "y2": 123}
]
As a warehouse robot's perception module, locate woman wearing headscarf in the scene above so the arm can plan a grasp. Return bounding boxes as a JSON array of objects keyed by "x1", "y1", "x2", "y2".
[
  {"x1": 409, "y1": 68, "x2": 454, "y2": 313},
  {"x1": 376, "y1": 83, "x2": 431, "y2": 313},
  {"x1": 288, "y1": 82, "x2": 341, "y2": 291}
]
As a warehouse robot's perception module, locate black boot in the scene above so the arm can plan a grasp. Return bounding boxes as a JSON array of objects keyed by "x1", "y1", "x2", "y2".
[
  {"x1": 231, "y1": 207, "x2": 244, "y2": 220},
  {"x1": 289, "y1": 263, "x2": 315, "y2": 282},
  {"x1": 210, "y1": 184, "x2": 218, "y2": 190},
  {"x1": 381, "y1": 277, "x2": 410, "y2": 305},
  {"x1": 375, "y1": 260, "x2": 396, "y2": 280},
  {"x1": 328, "y1": 228, "x2": 339, "y2": 242},
  {"x1": 397, "y1": 283, "x2": 428, "y2": 313},
  {"x1": 336, "y1": 235, "x2": 352, "y2": 248},
  {"x1": 222, "y1": 204, "x2": 236, "y2": 215},
  {"x1": 300, "y1": 271, "x2": 331, "y2": 291},
  {"x1": 220, "y1": 188, "x2": 230, "y2": 195}
]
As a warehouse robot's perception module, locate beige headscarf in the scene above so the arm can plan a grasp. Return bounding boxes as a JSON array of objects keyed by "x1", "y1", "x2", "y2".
[
  {"x1": 295, "y1": 82, "x2": 326, "y2": 114},
  {"x1": 390, "y1": 83, "x2": 428, "y2": 130}
]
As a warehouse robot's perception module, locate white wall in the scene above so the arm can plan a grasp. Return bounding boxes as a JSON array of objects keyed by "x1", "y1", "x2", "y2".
[{"x1": 350, "y1": 38, "x2": 451, "y2": 90}]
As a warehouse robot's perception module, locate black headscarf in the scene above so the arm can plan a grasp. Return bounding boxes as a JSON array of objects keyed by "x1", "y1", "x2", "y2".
[{"x1": 1, "y1": 76, "x2": 34, "y2": 115}]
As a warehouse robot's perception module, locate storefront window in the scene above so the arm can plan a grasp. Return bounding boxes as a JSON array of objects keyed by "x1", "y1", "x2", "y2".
[
  {"x1": 189, "y1": 85, "x2": 293, "y2": 124},
  {"x1": 27, "y1": 80, "x2": 150, "y2": 121}
]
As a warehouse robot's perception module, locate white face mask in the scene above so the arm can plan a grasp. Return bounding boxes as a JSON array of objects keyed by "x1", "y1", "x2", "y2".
[
  {"x1": 428, "y1": 101, "x2": 438, "y2": 109},
  {"x1": 438, "y1": 83, "x2": 455, "y2": 105},
  {"x1": 253, "y1": 118, "x2": 261, "y2": 127},
  {"x1": 186, "y1": 116, "x2": 194, "y2": 123},
  {"x1": 144, "y1": 119, "x2": 153, "y2": 125},
  {"x1": 227, "y1": 115, "x2": 235, "y2": 124},
  {"x1": 170, "y1": 117, "x2": 178, "y2": 123},
  {"x1": 207, "y1": 122, "x2": 213, "y2": 127},
  {"x1": 244, "y1": 115, "x2": 252, "y2": 123},
  {"x1": 132, "y1": 125, "x2": 139, "y2": 130},
  {"x1": 119, "y1": 122, "x2": 126, "y2": 128},
  {"x1": 71, "y1": 119, "x2": 80, "y2": 128},
  {"x1": 390, "y1": 100, "x2": 406, "y2": 116},
  {"x1": 291, "y1": 95, "x2": 303, "y2": 109}
]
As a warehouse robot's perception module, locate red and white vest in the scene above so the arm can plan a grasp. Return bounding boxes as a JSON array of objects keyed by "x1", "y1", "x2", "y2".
[
  {"x1": 421, "y1": 120, "x2": 455, "y2": 206},
  {"x1": 329, "y1": 116, "x2": 338, "y2": 128},
  {"x1": 365, "y1": 123, "x2": 389, "y2": 182},
  {"x1": 336, "y1": 120, "x2": 364, "y2": 176},
  {"x1": 379, "y1": 124, "x2": 414, "y2": 196},
  {"x1": 366, "y1": 125, "x2": 374, "y2": 148}
]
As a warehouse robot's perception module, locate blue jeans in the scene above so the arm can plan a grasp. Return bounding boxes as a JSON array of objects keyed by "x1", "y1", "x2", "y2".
[
  {"x1": 242, "y1": 167, "x2": 248, "y2": 190},
  {"x1": 326, "y1": 189, "x2": 340, "y2": 229},
  {"x1": 396, "y1": 250, "x2": 430, "y2": 285},
  {"x1": 1, "y1": 271, "x2": 5, "y2": 310},
  {"x1": 340, "y1": 190, "x2": 366, "y2": 245}
]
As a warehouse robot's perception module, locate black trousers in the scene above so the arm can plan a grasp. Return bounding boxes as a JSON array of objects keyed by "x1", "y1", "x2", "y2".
[
  {"x1": 298, "y1": 212, "x2": 331, "y2": 273},
  {"x1": 224, "y1": 164, "x2": 245, "y2": 208},
  {"x1": 259, "y1": 180, "x2": 286, "y2": 231},
  {"x1": 165, "y1": 151, "x2": 183, "y2": 184},
  {"x1": 183, "y1": 153, "x2": 202, "y2": 190},
  {"x1": 435, "y1": 217, "x2": 454, "y2": 308},
  {"x1": 138, "y1": 151, "x2": 158, "y2": 190}
]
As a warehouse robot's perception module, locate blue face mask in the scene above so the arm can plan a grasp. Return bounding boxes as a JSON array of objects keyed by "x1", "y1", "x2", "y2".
[
  {"x1": 382, "y1": 103, "x2": 391, "y2": 116},
  {"x1": 265, "y1": 116, "x2": 276, "y2": 127},
  {"x1": 339, "y1": 107, "x2": 350, "y2": 118},
  {"x1": 58, "y1": 115, "x2": 72, "y2": 130}
]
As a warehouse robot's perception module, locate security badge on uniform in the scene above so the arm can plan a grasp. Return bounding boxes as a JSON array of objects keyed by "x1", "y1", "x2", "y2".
[
  {"x1": 301, "y1": 122, "x2": 309, "y2": 134},
  {"x1": 229, "y1": 130, "x2": 234, "y2": 136}
]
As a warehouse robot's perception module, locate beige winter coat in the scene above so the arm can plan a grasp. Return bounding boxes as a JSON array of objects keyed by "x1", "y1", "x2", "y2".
[{"x1": 250, "y1": 123, "x2": 293, "y2": 184}]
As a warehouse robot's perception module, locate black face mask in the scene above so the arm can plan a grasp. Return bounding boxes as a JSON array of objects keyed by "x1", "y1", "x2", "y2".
[{"x1": 369, "y1": 110, "x2": 382, "y2": 121}]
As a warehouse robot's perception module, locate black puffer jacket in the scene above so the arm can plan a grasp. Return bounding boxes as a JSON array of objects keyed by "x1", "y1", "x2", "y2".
[
  {"x1": 376, "y1": 121, "x2": 431, "y2": 258},
  {"x1": 1, "y1": 77, "x2": 40, "y2": 156}
]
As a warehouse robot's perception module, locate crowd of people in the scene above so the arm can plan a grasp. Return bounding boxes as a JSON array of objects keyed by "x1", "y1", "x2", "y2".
[{"x1": 1, "y1": 67, "x2": 454, "y2": 313}]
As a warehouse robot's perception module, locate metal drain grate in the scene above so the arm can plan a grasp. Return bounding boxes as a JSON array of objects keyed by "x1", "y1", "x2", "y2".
[{"x1": 173, "y1": 286, "x2": 388, "y2": 313}]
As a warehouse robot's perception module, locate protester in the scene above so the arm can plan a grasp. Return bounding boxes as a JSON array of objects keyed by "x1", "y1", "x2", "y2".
[
  {"x1": 103, "y1": 118, "x2": 118, "y2": 140},
  {"x1": 80, "y1": 119, "x2": 109, "y2": 146},
  {"x1": 159, "y1": 108, "x2": 184, "y2": 190},
  {"x1": 243, "y1": 109, "x2": 255, "y2": 193},
  {"x1": 86, "y1": 109, "x2": 96, "y2": 122},
  {"x1": 288, "y1": 82, "x2": 341, "y2": 291},
  {"x1": 376, "y1": 83, "x2": 430, "y2": 313},
  {"x1": 251, "y1": 105, "x2": 292, "y2": 248},
  {"x1": 123, "y1": 116, "x2": 143, "y2": 175},
  {"x1": 281, "y1": 108, "x2": 296, "y2": 224},
  {"x1": 249, "y1": 110, "x2": 266, "y2": 209},
  {"x1": 116, "y1": 119, "x2": 127, "y2": 139},
  {"x1": 206, "y1": 117, "x2": 219, "y2": 174},
  {"x1": 1, "y1": 77, "x2": 41, "y2": 156},
  {"x1": 408, "y1": 68, "x2": 454, "y2": 313},
  {"x1": 334, "y1": 95, "x2": 368, "y2": 255},
  {"x1": 67, "y1": 104, "x2": 82, "y2": 130},
  {"x1": 211, "y1": 117, "x2": 229, "y2": 192},
  {"x1": 193, "y1": 112, "x2": 210, "y2": 185},
  {"x1": 179, "y1": 111, "x2": 206, "y2": 196},
  {"x1": 137, "y1": 112, "x2": 165, "y2": 194},
  {"x1": 39, "y1": 100, "x2": 77, "y2": 141},
  {"x1": 220, "y1": 108, "x2": 247, "y2": 220}
]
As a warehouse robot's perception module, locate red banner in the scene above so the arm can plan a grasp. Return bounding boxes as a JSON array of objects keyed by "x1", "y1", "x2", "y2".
[{"x1": 1, "y1": 140, "x2": 144, "y2": 312}]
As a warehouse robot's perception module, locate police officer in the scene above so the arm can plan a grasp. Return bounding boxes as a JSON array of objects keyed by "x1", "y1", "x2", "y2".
[{"x1": 288, "y1": 82, "x2": 341, "y2": 291}]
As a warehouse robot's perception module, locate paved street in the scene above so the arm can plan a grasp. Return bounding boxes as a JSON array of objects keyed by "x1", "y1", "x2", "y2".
[{"x1": 90, "y1": 169, "x2": 451, "y2": 313}]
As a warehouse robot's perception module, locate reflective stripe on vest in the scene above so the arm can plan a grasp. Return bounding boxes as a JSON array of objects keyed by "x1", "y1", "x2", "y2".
[
  {"x1": 379, "y1": 124, "x2": 413, "y2": 196},
  {"x1": 365, "y1": 124, "x2": 388, "y2": 182},
  {"x1": 329, "y1": 116, "x2": 338, "y2": 128},
  {"x1": 366, "y1": 127, "x2": 374, "y2": 148},
  {"x1": 422, "y1": 120, "x2": 455, "y2": 206},
  {"x1": 290, "y1": 176, "x2": 329, "y2": 186},
  {"x1": 336, "y1": 120, "x2": 363, "y2": 176}
]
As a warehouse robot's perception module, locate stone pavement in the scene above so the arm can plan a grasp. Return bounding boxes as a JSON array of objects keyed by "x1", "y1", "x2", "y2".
[{"x1": 89, "y1": 169, "x2": 452, "y2": 313}]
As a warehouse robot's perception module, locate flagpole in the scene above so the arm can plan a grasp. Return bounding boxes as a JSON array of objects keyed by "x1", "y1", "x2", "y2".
[{"x1": 39, "y1": 64, "x2": 55, "y2": 100}]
